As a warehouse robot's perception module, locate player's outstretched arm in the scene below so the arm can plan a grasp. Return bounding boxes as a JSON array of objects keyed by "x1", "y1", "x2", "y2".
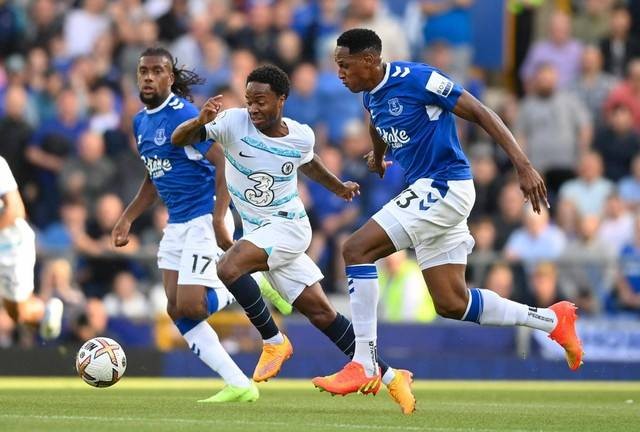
[
  {"x1": 112, "y1": 174, "x2": 157, "y2": 247},
  {"x1": 205, "y1": 142, "x2": 234, "y2": 251},
  {"x1": 172, "y1": 95, "x2": 223, "y2": 147},
  {"x1": 299, "y1": 154, "x2": 360, "y2": 201},
  {"x1": 452, "y1": 91, "x2": 548, "y2": 214}
]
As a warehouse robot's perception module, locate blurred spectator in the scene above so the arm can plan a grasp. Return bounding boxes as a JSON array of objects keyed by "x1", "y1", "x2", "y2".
[
  {"x1": 192, "y1": 36, "x2": 231, "y2": 100},
  {"x1": 38, "y1": 258, "x2": 86, "y2": 318},
  {"x1": 0, "y1": 86, "x2": 34, "y2": 187},
  {"x1": 593, "y1": 104, "x2": 640, "y2": 181},
  {"x1": 570, "y1": 45, "x2": 618, "y2": 128},
  {"x1": 604, "y1": 59, "x2": 640, "y2": 132},
  {"x1": 554, "y1": 198, "x2": 580, "y2": 241},
  {"x1": 611, "y1": 215, "x2": 640, "y2": 314},
  {"x1": 560, "y1": 215, "x2": 615, "y2": 306},
  {"x1": 348, "y1": 0, "x2": 410, "y2": 62},
  {"x1": 64, "y1": 0, "x2": 110, "y2": 58},
  {"x1": 598, "y1": 193, "x2": 634, "y2": 254},
  {"x1": 70, "y1": 298, "x2": 110, "y2": 342},
  {"x1": 274, "y1": 29, "x2": 304, "y2": 75},
  {"x1": 284, "y1": 63, "x2": 321, "y2": 129},
  {"x1": 118, "y1": 19, "x2": 161, "y2": 80},
  {"x1": 484, "y1": 261, "x2": 523, "y2": 303},
  {"x1": 558, "y1": 151, "x2": 615, "y2": 216},
  {"x1": 377, "y1": 250, "x2": 436, "y2": 323},
  {"x1": 516, "y1": 63, "x2": 592, "y2": 195},
  {"x1": 469, "y1": 217, "x2": 498, "y2": 285},
  {"x1": 504, "y1": 206, "x2": 566, "y2": 271},
  {"x1": 37, "y1": 196, "x2": 90, "y2": 255},
  {"x1": 469, "y1": 145, "x2": 500, "y2": 220},
  {"x1": 492, "y1": 179, "x2": 524, "y2": 250},
  {"x1": 573, "y1": 0, "x2": 612, "y2": 44},
  {"x1": 520, "y1": 11, "x2": 583, "y2": 89},
  {"x1": 599, "y1": 4, "x2": 640, "y2": 78},
  {"x1": 156, "y1": 0, "x2": 190, "y2": 43},
  {"x1": 619, "y1": 154, "x2": 640, "y2": 209},
  {"x1": 528, "y1": 261, "x2": 563, "y2": 308},
  {"x1": 58, "y1": 131, "x2": 116, "y2": 210},
  {"x1": 0, "y1": 0, "x2": 24, "y2": 57},
  {"x1": 171, "y1": 14, "x2": 212, "y2": 74},
  {"x1": 227, "y1": 2, "x2": 278, "y2": 62},
  {"x1": 420, "y1": 0, "x2": 474, "y2": 82},
  {"x1": 26, "y1": 0, "x2": 64, "y2": 50},
  {"x1": 26, "y1": 88, "x2": 88, "y2": 226},
  {"x1": 228, "y1": 49, "x2": 258, "y2": 101},
  {"x1": 89, "y1": 85, "x2": 120, "y2": 134},
  {"x1": 103, "y1": 271, "x2": 151, "y2": 320}
]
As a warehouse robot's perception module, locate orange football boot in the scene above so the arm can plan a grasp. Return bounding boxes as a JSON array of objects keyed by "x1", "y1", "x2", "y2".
[
  {"x1": 386, "y1": 369, "x2": 416, "y2": 415},
  {"x1": 548, "y1": 301, "x2": 584, "y2": 371},
  {"x1": 252, "y1": 334, "x2": 293, "y2": 382},
  {"x1": 312, "y1": 362, "x2": 381, "y2": 396}
]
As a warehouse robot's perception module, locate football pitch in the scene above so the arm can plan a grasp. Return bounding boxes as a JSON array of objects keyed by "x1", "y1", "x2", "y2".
[{"x1": 0, "y1": 378, "x2": 637, "y2": 432}]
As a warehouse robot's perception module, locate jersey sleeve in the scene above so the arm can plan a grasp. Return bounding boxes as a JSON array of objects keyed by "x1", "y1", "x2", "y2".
[
  {"x1": 298, "y1": 124, "x2": 315, "y2": 165},
  {"x1": 0, "y1": 157, "x2": 18, "y2": 196},
  {"x1": 415, "y1": 65, "x2": 463, "y2": 111},
  {"x1": 204, "y1": 109, "x2": 236, "y2": 147}
]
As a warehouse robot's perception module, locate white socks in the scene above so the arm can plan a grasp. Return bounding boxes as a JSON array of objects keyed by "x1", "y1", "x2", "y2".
[
  {"x1": 346, "y1": 264, "x2": 379, "y2": 377},
  {"x1": 183, "y1": 321, "x2": 251, "y2": 387},
  {"x1": 264, "y1": 332, "x2": 285, "y2": 345},
  {"x1": 464, "y1": 288, "x2": 557, "y2": 333}
]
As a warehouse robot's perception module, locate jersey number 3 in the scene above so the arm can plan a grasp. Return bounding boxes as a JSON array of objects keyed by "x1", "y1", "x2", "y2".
[{"x1": 245, "y1": 172, "x2": 275, "y2": 207}]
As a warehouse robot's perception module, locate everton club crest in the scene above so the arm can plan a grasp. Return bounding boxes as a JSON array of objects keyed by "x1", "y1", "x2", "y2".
[
  {"x1": 388, "y1": 98, "x2": 403, "y2": 116},
  {"x1": 154, "y1": 128, "x2": 167, "y2": 146}
]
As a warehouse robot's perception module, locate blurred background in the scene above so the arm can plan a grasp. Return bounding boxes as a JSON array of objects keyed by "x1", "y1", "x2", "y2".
[{"x1": 1, "y1": 0, "x2": 640, "y2": 380}]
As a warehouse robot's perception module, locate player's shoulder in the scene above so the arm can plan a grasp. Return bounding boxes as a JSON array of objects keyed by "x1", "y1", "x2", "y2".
[
  {"x1": 283, "y1": 117, "x2": 314, "y2": 143},
  {"x1": 167, "y1": 95, "x2": 198, "y2": 116},
  {"x1": 217, "y1": 107, "x2": 248, "y2": 123}
]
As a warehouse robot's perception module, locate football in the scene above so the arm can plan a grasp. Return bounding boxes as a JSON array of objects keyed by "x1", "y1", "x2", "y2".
[{"x1": 75, "y1": 337, "x2": 127, "y2": 388}]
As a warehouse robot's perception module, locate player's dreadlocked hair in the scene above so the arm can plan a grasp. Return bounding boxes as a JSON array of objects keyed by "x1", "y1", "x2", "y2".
[
  {"x1": 246, "y1": 64, "x2": 290, "y2": 98},
  {"x1": 336, "y1": 28, "x2": 382, "y2": 55},
  {"x1": 139, "y1": 47, "x2": 204, "y2": 102}
]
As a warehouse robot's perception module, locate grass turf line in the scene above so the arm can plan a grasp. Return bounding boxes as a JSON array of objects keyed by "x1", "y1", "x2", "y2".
[{"x1": 0, "y1": 378, "x2": 637, "y2": 432}]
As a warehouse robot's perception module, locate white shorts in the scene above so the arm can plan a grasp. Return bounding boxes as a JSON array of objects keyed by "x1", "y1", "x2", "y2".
[
  {"x1": 242, "y1": 217, "x2": 323, "y2": 303},
  {"x1": 372, "y1": 178, "x2": 476, "y2": 270},
  {"x1": 0, "y1": 219, "x2": 36, "y2": 302},
  {"x1": 158, "y1": 212, "x2": 234, "y2": 288}
]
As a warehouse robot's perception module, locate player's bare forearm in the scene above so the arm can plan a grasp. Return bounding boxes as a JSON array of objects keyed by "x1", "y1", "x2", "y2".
[
  {"x1": 453, "y1": 91, "x2": 530, "y2": 169},
  {"x1": 453, "y1": 91, "x2": 548, "y2": 212},
  {"x1": 0, "y1": 191, "x2": 24, "y2": 229},
  {"x1": 172, "y1": 117, "x2": 206, "y2": 147},
  {"x1": 122, "y1": 174, "x2": 157, "y2": 223},
  {"x1": 299, "y1": 154, "x2": 344, "y2": 194},
  {"x1": 368, "y1": 122, "x2": 387, "y2": 162}
]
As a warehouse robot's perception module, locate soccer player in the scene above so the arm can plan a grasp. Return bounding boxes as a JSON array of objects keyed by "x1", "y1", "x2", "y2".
[
  {"x1": 312, "y1": 28, "x2": 584, "y2": 395},
  {"x1": 0, "y1": 156, "x2": 63, "y2": 341},
  {"x1": 172, "y1": 64, "x2": 416, "y2": 414},
  {"x1": 111, "y1": 47, "x2": 258, "y2": 403}
]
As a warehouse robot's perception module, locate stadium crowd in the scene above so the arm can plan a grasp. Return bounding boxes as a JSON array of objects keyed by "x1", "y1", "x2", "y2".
[{"x1": 1, "y1": 0, "x2": 640, "y2": 348}]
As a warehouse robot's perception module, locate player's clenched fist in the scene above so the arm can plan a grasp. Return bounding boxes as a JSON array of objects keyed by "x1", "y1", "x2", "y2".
[
  {"x1": 338, "y1": 181, "x2": 360, "y2": 202},
  {"x1": 111, "y1": 217, "x2": 131, "y2": 247},
  {"x1": 363, "y1": 150, "x2": 393, "y2": 178},
  {"x1": 197, "y1": 94, "x2": 223, "y2": 125}
]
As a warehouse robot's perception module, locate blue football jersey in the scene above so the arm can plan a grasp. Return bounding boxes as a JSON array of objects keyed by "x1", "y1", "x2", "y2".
[
  {"x1": 363, "y1": 61, "x2": 472, "y2": 184},
  {"x1": 133, "y1": 93, "x2": 215, "y2": 223}
]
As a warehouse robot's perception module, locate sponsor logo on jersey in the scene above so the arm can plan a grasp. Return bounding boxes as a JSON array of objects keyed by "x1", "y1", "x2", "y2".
[
  {"x1": 388, "y1": 98, "x2": 403, "y2": 116},
  {"x1": 154, "y1": 128, "x2": 167, "y2": 146},
  {"x1": 376, "y1": 126, "x2": 410, "y2": 148},
  {"x1": 141, "y1": 155, "x2": 173, "y2": 179}
]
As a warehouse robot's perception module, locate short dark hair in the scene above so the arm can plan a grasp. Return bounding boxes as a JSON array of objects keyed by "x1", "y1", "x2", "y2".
[
  {"x1": 337, "y1": 28, "x2": 382, "y2": 54},
  {"x1": 139, "y1": 47, "x2": 204, "y2": 102},
  {"x1": 246, "y1": 64, "x2": 290, "y2": 98}
]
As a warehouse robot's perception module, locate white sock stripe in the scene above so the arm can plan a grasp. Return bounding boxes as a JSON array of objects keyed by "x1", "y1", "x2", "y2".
[
  {"x1": 335, "y1": 323, "x2": 353, "y2": 344},
  {"x1": 344, "y1": 340, "x2": 355, "y2": 353},
  {"x1": 246, "y1": 296, "x2": 263, "y2": 310},
  {"x1": 461, "y1": 289, "x2": 473, "y2": 321},
  {"x1": 247, "y1": 304, "x2": 267, "y2": 320}
]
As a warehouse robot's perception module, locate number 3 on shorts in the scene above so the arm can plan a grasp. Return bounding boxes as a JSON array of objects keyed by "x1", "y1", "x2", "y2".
[{"x1": 245, "y1": 172, "x2": 275, "y2": 207}]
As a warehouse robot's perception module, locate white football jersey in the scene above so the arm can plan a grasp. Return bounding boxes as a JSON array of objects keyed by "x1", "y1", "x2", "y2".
[
  {"x1": 0, "y1": 156, "x2": 17, "y2": 197},
  {"x1": 0, "y1": 156, "x2": 30, "y2": 257},
  {"x1": 204, "y1": 108, "x2": 314, "y2": 230}
]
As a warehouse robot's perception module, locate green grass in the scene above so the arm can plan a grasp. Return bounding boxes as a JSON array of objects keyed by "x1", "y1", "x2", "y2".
[{"x1": 0, "y1": 378, "x2": 638, "y2": 432}]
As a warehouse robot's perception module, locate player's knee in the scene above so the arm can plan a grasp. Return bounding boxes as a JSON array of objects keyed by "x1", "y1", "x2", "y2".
[
  {"x1": 176, "y1": 300, "x2": 207, "y2": 321},
  {"x1": 433, "y1": 297, "x2": 467, "y2": 320},
  {"x1": 216, "y1": 256, "x2": 238, "y2": 286},
  {"x1": 166, "y1": 302, "x2": 180, "y2": 321},
  {"x1": 342, "y1": 237, "x2": 369, "y2": 265}
]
